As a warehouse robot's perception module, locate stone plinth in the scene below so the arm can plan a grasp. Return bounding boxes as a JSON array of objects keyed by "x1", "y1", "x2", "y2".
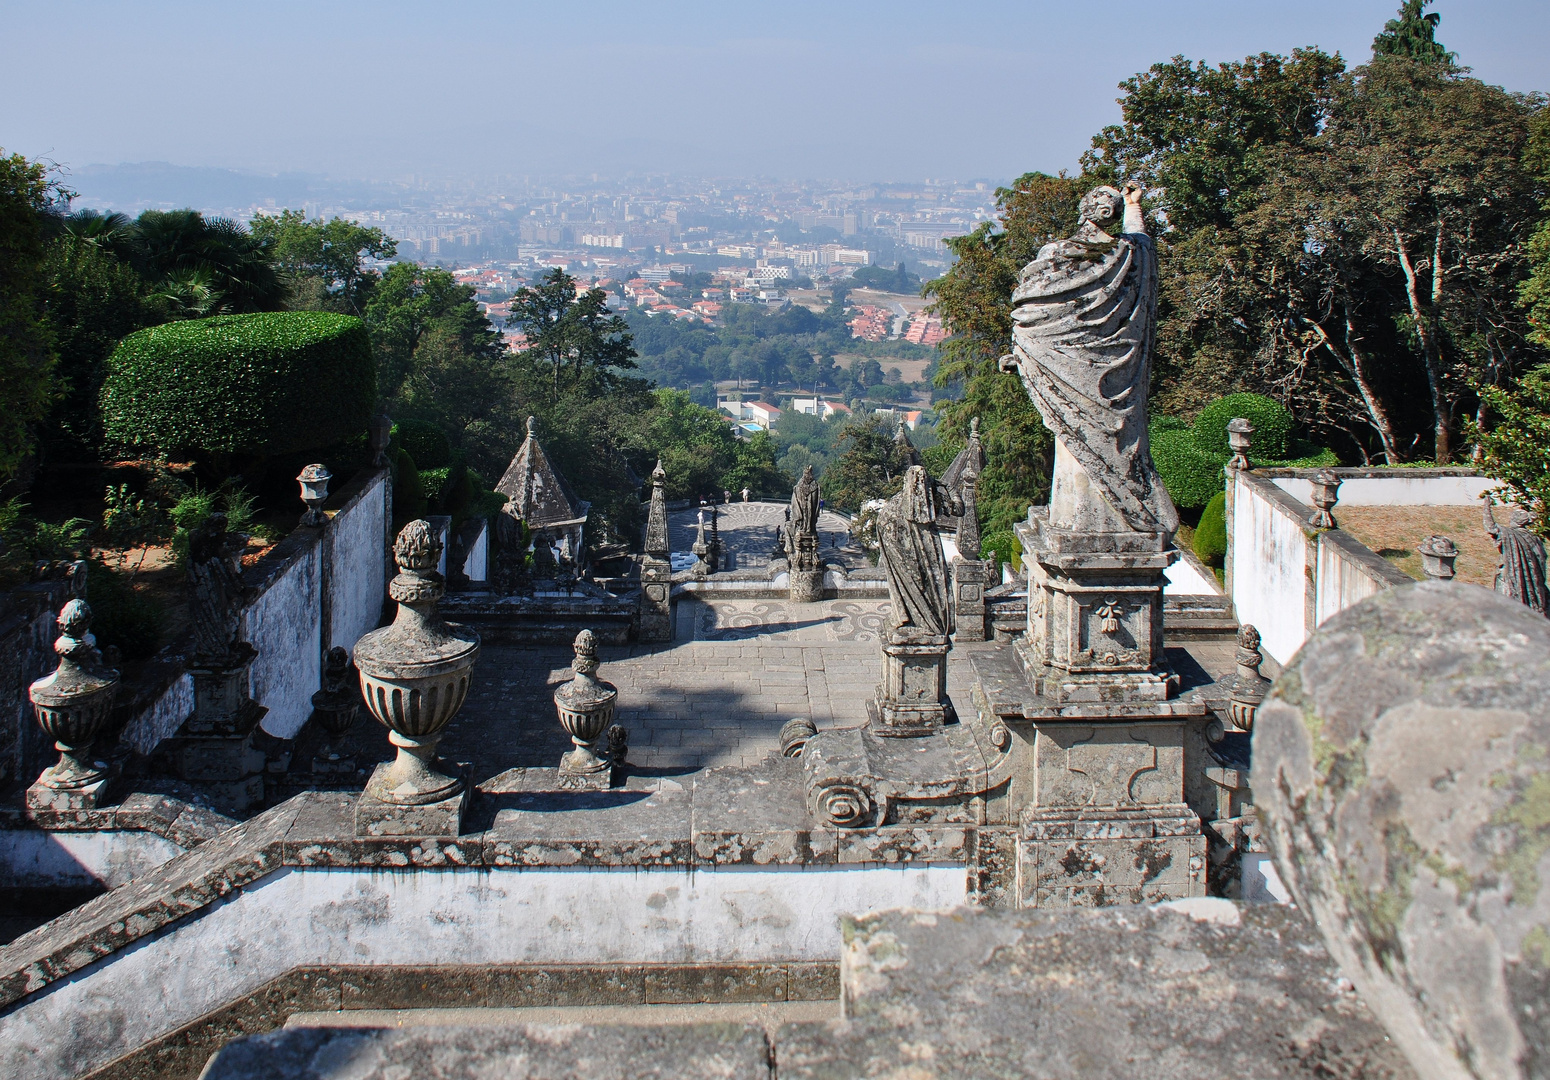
[
  {"x1": 950, "y1": 557, "x2": 994, "y2": 642},
  {"x1": 866, "y1": 633, "x2": 953, "y2": 736},
  {"x1": 638, "y1": 556, "x2": 673, "y2": 642},
  {"x1": 161, "y1": 647, "x2": 269, "y2": 813},
  {"x1": 354, "y1": 766, "x2": 470, "y2": 837},
  {"x1": 788, "y1": 569, "x2": 824, "y2": 604}
]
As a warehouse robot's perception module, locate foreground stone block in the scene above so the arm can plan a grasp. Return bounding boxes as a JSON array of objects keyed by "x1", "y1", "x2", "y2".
[
  {"x1": 1256, "y1": 581, "x2": 1550, "y2": 1080},
  {"x1": 778, "y1": 902, "x2": 1417, "y2": 1080},
  {"x1": 200, "y1": 1022, "x2": 773, "y2": 1080},
  {"x1": 354, "y1": 764, "x2": 470, "y2": 837}
]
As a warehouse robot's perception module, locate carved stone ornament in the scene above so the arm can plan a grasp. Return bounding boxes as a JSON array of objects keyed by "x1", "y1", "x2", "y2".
[
  {"x1": 353, "y1": 520, "x2": 481, "y2": 806},
  {"x1": 1416, "y1": 534, "x2": 1459, "y2": 581},
  {"x1": 779, "y1": 717, "x2": 817, "y2": 758},
  {"x1": 187, "y1": 513, "x2": 255, "y2": 668},
  {"x1": 1307, "y1": 469, "x2": 1341, "y2": 530},
  {"x1": 553, "y1": 629, "x2": 620, "y2": 785},
  {"x1": 296, "y1": 464, "x2": 333, "y2": 527},
  {"x1": 1226, "y1": 417, "x2": 1255, "y2": 471},
  {"x1": 28, "y1": 599, "x2": 119, "y2": 792},
  {"x1": 809, "y1": 779, "x2": 874, "y2": 829},
  {"x1": 1226, "y1": 623, "x2": 1271, "y2": 733}
]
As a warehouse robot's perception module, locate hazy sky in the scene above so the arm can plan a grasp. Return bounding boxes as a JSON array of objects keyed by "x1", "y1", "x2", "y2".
[{"x1": 3, "y1": 0, "x2": 1545, "y2": 183}]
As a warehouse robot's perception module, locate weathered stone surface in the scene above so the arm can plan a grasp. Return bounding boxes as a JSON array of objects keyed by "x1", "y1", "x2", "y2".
[
  {"x1": 485, "y1": 774, "x2": 692, "y2": 866},
  {"x1": 354, "y1": 767, "x2": 470, "y2": 837},
  {"x1": 1255, "y1": 581, "x2": 1550, "y2": 1080},
  {"x1": 777, "y1": 902, "x2": 1417, "y2": 1079},
  {"x1": 692, "y1": 759, "x2": 836, "y2": 865},
  {"x1": 200, "y1": 1022, "x2": 773, "y2": 1080}
]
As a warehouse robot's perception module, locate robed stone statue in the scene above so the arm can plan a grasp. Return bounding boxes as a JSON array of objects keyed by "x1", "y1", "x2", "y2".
[
  {"x1": 1001, "y1": 183, "x2": 1177, "y2": 537},
  {"x1": 1484, "y1": 497, "x2": 1548, "y2": 616},
  {"x1": 877, "y1": 465, "x2": 961, "y2": 639}
]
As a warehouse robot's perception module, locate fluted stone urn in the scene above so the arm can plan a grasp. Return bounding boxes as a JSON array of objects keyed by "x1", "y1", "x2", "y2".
[
  {"x1": 553, "y1": 630, "x2": 620, "y2": 789},
  {"x1": 353, "y1": 520, "x2": 480, "y2": 834},
  {"x1": 28, "y1": 599, "x2": 120, "y2": 811}
]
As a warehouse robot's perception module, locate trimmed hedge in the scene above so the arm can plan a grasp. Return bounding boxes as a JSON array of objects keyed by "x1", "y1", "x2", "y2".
[
  {"x1": 1192, "y1": 393, "x2": 1293, "y2": 459},
  {"x1": 1193, "y1": 492, "x2": 1227, "y2": 567},
  {"x1": 1149, "y1": 394, "x2": 1337, "y2": 510},
  {"x1": 101, "y1": 312, "x2": 375, "y2": 457}
]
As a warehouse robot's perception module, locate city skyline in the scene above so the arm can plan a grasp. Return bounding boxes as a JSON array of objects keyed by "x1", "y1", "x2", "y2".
[{"x1": 4, "y1": 0, "x2": 1546, "y2": 184}]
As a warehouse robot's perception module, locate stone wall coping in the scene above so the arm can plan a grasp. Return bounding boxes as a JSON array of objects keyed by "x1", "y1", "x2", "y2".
[
  {"x1": 1318, "y1": 526, "x2": 1416, "y2": 590},
  {"x1": 239, "y1": 467, "x2": 388, "y2": 600},
  {"x1": 0, "y1": 790, "x2": 235, "y2": 847},
  {"x1": 0, "y1": 760, "x2": 996, "y2": 1011},
  {"x1": 1254, "y1": 465, "x2": 1481, "y2": 479}
]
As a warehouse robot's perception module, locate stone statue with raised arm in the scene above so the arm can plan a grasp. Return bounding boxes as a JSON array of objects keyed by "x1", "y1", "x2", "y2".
[
  {"x1": 1483, "y1": 496, "x2": 1548, "y2": 616},
  {"x1": 876, "y1": 464, "x2": 962, "y2": 640},
  {"x1": 1001, "y1": 182, "x2": 1177, "y2": 537}
]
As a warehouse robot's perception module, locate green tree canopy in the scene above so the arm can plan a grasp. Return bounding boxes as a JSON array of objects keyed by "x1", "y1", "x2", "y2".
[
  {"x1": 819, "y1": 415, "x2": 915, "y2": 513},
  {"x1": 0, "y1": 150, "x2": 59, "y2": 478},
  {"x1": 508, "y1": 267, "x2": 636, "y2": 400},
  {"x1": 1372, "y1": 0, "x2": 1456, "y2": 66},
  {"x1": 249, "y1": 210, "x2": 397, "y2": 315}
]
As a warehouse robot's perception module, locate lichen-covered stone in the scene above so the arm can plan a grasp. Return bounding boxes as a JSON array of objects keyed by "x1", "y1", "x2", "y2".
[
  {"x1": 1255, "y1": 581, "x2": 1550, "y2": 1080},
  {"x1": 777, "y1": 901, "x2": 1414, "y2": 1079}
]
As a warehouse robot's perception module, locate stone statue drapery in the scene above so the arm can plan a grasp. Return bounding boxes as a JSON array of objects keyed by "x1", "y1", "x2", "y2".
[
  {"x1": 187, "y1": 513, "x2": 255, "y2": 665},
  {"x1": 877, "y1": 466, "x2": 959, "y2": 638},
  {"x1": 1484, "y1": 499, "x2": 1548, "y2": 616},
  {"x1": 790, "y1": 465, "x2": 819, "y2": 539},
  {"x1": 1002, "y1": 185, "x2": 1177, "y2": 535}
]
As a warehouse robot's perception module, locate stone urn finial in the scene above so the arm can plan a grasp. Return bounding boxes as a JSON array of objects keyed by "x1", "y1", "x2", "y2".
[
  {"x1": 352, "y1": 520, "x2": 481, "y2": 810},
  {"x1": 1226, "y1": 418, "x2": 1254, "y2": 471},
  {"x1": 1307, "y1": 469, "x2": 1341, "y2": 529},
  {"x1": 28, "y1": 599, "x2": 120, "y2": 801},
  {"x1": 1417, "y1": 534, "x2": 1459, "y2": 580},
  {"x1": 297, "y1": 463, "x2": 333, "y2": 527},
  {"x1": 553, "y1": 629, "x2": 621, "y2": 787},
  {"x1": 310, "y1": 645, "x2": 360, "y2": 771},
  {"x1": 1226, "y1": 623, "x2": 1270, "y2": 732}
]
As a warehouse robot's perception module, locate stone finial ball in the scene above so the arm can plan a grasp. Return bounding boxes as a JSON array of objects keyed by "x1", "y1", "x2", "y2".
[
  {"x1": 1253, "y1": 581, "x2": 1550, "y2": 1080},
  {"x1": 393, "y1": 520, "x2": 442, "y2": 572},
  {"x1": 1078, "y1": 185, "x2": 1124, "y2": 226}
]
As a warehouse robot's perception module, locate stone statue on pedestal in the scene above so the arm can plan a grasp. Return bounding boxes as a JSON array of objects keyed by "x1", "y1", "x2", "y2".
[
  {"x1": 1002, "y1": 183, "x2": 1177, "y2": 537},
  {"x1": 1483, "y1": 496, "x2": 1548, "y2": 616},
  {"x1": 876, "y1": 465, "x2": 958, "y2": 640},
  {"x1": 188, "y1": 513, "x2": 256, "y2": 667},
  {"x1": 783, "y1": 465, "x2": 824, "y2": 601}
]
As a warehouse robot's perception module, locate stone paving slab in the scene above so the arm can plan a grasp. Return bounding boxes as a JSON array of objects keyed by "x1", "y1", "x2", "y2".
[{"x1": 311, "y1": 599, "x2": 1238, "y2": 797}]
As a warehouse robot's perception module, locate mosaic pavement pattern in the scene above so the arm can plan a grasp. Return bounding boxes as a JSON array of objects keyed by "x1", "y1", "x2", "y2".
[{"x1": 665, "y1": 501, "x2": 868, "y2": 571}]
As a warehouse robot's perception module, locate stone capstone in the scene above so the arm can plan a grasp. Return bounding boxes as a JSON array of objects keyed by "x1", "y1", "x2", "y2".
[{"x1": 1255, "y1": 581, "x2": 1550, "y2": 1080}]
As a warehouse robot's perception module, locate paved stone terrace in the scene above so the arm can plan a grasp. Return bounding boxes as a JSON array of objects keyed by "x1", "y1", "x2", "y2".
[
  {"x1": 417, "y1": 598, "x2": 1241, "y2": 782},
  {"x1": 665, "y1": 501, "x2": 867, "y2": 571}
]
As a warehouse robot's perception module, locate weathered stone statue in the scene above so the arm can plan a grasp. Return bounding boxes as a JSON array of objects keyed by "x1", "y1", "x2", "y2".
[
  {"x1": 877, "y1": 465, "x2": 957, "y2": 641},
  {"x1": 1002, "y1": 183, "x2": 1177, "y2": 536},
  {"x1": 1483, "y1": 495, "x2": 1548, "y2": 615},
  {"x1": 783, "y1": 465, "x2": 823, "y2": 602}
]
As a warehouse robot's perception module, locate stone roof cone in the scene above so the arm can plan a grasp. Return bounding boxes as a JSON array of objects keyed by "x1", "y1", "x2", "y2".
[{"x1": 495, "y1": 416, "x2": 589, "y2": 528}]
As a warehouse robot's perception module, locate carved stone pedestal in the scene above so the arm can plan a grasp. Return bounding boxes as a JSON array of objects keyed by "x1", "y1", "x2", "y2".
[
  {"x1": 356, "y1": 764, "x2": 471, "y2": 837},
  {"x1": 1013, "y1": 508, "x2": 1180, "y2": 706},
  {"x1": 951, "y1": 557, "x2": 994, "y2": 642},
  {"x1": 866, "y1": 633, "x2": 954, "y2": 737},
  {"x1": 638, "y1": 556, "x2": 673, "y2": 642},
  {"x1": 788, "y1": 534, "x2": 824, "y2": 603},
  {"x1": 162, "y1": 647, "x2": 269, "y2": 812}
]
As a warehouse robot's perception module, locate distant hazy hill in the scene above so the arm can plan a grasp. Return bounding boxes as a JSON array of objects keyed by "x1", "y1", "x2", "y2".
[{"x1": 64, "y1": 162, "x2": 398, "y2": 215}]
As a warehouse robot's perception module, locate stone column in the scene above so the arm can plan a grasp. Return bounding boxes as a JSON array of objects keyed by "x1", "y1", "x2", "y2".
[
  {"x1": 638, "y1": 461, "x2": 673, "y2": 642},
  {"x1": 353, "y1": 520, "x2": 481, "y2": 837}
]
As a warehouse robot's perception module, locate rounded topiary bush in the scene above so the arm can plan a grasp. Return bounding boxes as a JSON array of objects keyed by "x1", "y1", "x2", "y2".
[
  {"x1": 1148, "y1": 424, "x2": 1226, "y2": 510},
  {"x1": 1191, "y1": 393, "x2": 1293, "y2": 459},
  {"x1": 100, "y1": 312, "x2": 375, "y2": 458},
  {"x1": 395, "y1": 418, "x2": 452, "y2": 470},
  {"x1": 1193, "y1": 491, "x2": 1227, "y2": 567}
]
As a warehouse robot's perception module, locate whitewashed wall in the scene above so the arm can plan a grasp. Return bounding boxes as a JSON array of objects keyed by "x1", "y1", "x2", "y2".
[
  {"x1": 1229, "y1": 471, "x2": 1310, "y2": 665},
  {"x1": 0, "y1": 863, "x2": 965, "y2": 1080},
  {"x1": 244, "y1": 544, "x2": 322, "y2": 741},
  {"x1": 1315, "y1": 533, "x2": 1411, "y2": 628},
  {"x1": 324, "y1": 470, "x2": 389, "y2": 656}
]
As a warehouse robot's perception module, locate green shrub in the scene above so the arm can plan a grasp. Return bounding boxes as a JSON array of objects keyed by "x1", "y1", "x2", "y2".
[
  {"x1": 100, "y1": 312, "x2": 375, "y2": 458},
  {"x1": 394, "y1": 419, "x2": 452, "y2": 470},
  {"x1": 86, "y1": 558, "x2": 164, "y2": 660},
  {"x1": 979, "y1": 526, "x2": 1022, "y2": 574},
  {"x1": 1149, "y1": 425, "x2": 1227, "y2": 510},
  {"x1": 1191, "y1": 393, "x2": 1293, "y2": 459},
  {"x1": 1194, "y1": 492, "x2": 1227, "y2": 567}
]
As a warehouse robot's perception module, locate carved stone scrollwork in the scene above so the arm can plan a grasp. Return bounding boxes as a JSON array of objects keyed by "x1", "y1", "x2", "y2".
[
  {"x1": 809, "y1": 780, "x2": 875, "y2": 828},
  {"x1": 779, "y1": 717, "x2": 818, "y2": 758}
]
